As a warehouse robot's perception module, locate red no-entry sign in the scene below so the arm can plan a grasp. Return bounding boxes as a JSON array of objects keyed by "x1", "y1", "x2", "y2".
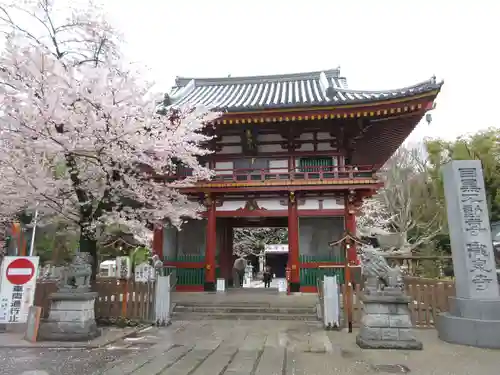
[{"x1": 6, "y1": 258, "x2": 35, "y2": 285}]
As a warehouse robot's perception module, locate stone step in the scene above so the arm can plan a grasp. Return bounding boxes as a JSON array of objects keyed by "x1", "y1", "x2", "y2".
[
  {"x1": 174, "y1": 305, "x2": 316, "y2": 314},
  {"x1": 172, "y1": 300, "x2": 317, "y2": 308},
  {"x1": 172, "y1": 311, "x2": 320, "y2": 321}
]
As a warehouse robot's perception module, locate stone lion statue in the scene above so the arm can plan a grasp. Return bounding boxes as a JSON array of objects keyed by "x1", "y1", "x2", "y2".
[
  {"x1": 57, "y1": 252, "x2": 93, "y2": 292},
  {"x1": 359, "y1": 249, "x2": 404, "y2": 291}
]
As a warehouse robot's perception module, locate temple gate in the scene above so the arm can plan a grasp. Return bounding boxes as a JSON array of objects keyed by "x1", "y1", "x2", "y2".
[{"x1": 152, "y1": 68, "x2": 442, "y2": 292}]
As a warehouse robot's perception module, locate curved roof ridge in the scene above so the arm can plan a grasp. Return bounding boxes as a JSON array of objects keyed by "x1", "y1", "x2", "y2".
[
  {"x1": 332, "y1": 77, "x2": 442, "y2": 94},
  {"x1": 175, "y1": 68, "x2": 342, "y2": 87}
]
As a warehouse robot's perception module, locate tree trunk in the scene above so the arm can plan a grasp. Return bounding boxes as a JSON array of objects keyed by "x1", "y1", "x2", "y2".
[{"x1": 79, "y1": 230, "x2": 98, "y2": 282}]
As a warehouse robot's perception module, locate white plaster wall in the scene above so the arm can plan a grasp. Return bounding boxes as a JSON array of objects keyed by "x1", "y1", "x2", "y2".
[
  {"x1": 219, "y1": 200, "x2": 246, "y2": 211},
  {"x1": 259, "y1": 134, "x2": 283, "y2": 142},
  {"x1": 256, "y1": 199, "x2": 287, "y2": 210},
  {"x1": 317, "y1": 132, "x2": 330, "y2": 140},
  {"x1": 219, "y1": 145, "x2": 242, "y2": 154},
  {"x1": 298, "y1": 199, "x2": 320, "y2": 210},
  {"x1": 322, "y1": 198, "x2": 344, "y2": 209},
  {"x1": 298, "y1": 143, "x2": 314, "y2": 151},
  {"x1": 220, "y1": 135, "x2": 240, "y2": 143},
  {"x1": 259, "y1": 144, "x2": 282, "y2": 153},
  {"x1": 317, "y1": 142, "x2": 336, "y2": 151},
  {"x1": 269, "y1": 159, "x2": 289, "y2": 173},
  {"x1": 215, "y1": 161, "x2": 234, "y2": 175},
  {"x1": 299, "y1": 132, "x2": 314, "y2": 140}
]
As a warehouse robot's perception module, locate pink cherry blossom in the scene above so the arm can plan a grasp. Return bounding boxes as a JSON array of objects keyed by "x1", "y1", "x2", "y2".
[{"x1": 0, "y1": 0, "x2": 221, "y2": 255}]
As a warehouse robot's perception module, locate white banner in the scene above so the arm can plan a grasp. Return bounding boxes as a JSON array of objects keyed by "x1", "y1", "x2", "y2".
[{"x1": 0, "y1": 256, "x2": 40, "y2": 324}]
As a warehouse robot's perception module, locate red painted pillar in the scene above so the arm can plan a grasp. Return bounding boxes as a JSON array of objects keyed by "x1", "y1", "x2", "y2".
[
  {"x1": 344, "y1": 194, "x2": 358, "y2": 264},
  {"x1": 152, "y1": 224, "x2": 164, "y2": 259},
  {"x1": 219, "y1": 223, "x2": 227, "y2": 279},
  {"x1": 226, "y1": 226, "x2": 234, "y2": 278},
  {"x1": 205, "y1": 194, "x2": 217, "y2": 291},
  {"x1": 220, "y1": 221, "x2": 233, "y2": 281},
  {"x1": 288, "y1": 191, "x2": 300, "y2": 292}
]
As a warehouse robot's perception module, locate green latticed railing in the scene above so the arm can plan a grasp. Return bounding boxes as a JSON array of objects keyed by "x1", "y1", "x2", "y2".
[
  {"x1": 163, "y1": 255, "x2": 222, "y2": 286},
  {"x1": 177, "y1": 268, "x2": 205, "y2": 286},
  {"x1": 299, "y1": 254, "x2": 345, "y2": 263},
  {"x1": 299, "y1": 254, "x2": 346, "y2": 287},
  {"x1": 164, "y1": 255, "x2": 205, "y2": 263},
  {"x1": 300, "y1": 267, "x2": 345, "y2": 286}
]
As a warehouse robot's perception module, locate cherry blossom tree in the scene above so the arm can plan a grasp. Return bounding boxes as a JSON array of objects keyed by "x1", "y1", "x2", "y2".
[{"x1": 0, "y1": 0, "x2": 220, "y2": 275}]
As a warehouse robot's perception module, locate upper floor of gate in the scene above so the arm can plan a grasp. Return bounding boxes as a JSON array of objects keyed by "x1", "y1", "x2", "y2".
[{"x1": 163, "y1": 68, "x2": 442, "y2": 192}]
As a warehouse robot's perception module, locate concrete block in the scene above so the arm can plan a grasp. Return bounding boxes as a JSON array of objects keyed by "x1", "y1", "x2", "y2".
[
  {"x1": 358, "y1": 326, "x2": 381, "y2": 341},
  {"x1": 356, "y1": 336, "x2": 423, "y2": 350},
  {"x1": 363, "y1": 303, "x2": 391, "y2": 315},
  {"x1": 398, "y1": 328, "x2": 417, "y2": 341},
  {"x1": 396, "y1": 304, "x2": 412, "y2": 315},
  {"x1": 389, "y1": 315, "x2": 412, "y2": 328},
  {"x1": 38, "y1": 292, "x2": 100, "y2": 342},
  {"x1": 361, "y1": 314, "x2": 389, "y2": 328},
  {"x1": 380, "y1": 328, "x2": 399, "y2": 341}
]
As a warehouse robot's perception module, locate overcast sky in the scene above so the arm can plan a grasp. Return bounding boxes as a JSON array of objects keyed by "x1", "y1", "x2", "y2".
[{"x1": 100, "y1": 1, "x2": 498, "y2": 142}]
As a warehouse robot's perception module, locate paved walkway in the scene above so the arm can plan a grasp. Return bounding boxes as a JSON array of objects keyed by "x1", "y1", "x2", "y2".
[
  {"x1": 1, "y1": 320, "x2": 498, "y2": 374},
  {"x1": 243, "y1": 278, "x2": 284, "y2": 289},
  {"x1": 97, "y1": 320, "x2": 499, "y2": 375}
]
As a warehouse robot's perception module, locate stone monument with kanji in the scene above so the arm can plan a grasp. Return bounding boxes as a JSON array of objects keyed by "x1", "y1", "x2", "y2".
[{"x1": 436, "y1": 160, "x2": 500, "y2": 348}]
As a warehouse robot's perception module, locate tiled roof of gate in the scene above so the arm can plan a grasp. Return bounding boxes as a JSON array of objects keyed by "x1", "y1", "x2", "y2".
[{"x1": 167, "y1": 68, "x2": 442, "y2": 112}]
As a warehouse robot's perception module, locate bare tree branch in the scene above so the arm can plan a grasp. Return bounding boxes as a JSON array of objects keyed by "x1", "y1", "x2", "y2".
[{"x1": 358, "y1": 145, "x2": 444, "y2": 254}]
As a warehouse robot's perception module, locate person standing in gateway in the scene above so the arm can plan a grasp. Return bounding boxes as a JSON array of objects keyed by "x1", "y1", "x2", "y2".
[{"x1": 263, "y1": 265, "x2": 272, "y2": 288}]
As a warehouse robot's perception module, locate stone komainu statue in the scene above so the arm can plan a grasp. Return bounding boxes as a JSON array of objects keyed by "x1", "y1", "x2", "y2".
[
  {"x1": 359, "y1": 249, "x2": 404, "y2": 291},
  {"x1": 58, "y1": 252, "x2": 93, "y2": 292}
]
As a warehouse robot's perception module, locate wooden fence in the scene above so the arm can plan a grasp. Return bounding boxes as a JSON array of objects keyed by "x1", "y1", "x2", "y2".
[
  {"x1": 345, "y1": 276, "x2": 456, "y2": 328},
  {"x1": 34, "y1": 279, "x2": 156, "y2": 321},
  {"x1": 34, "y1": 276, "x2": 456, "y2": 329}
]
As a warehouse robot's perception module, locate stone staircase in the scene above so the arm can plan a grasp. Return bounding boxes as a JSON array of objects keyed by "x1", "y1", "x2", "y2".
[{"x1": 171, "y1": 289, "x2": 320, "y2": 322}]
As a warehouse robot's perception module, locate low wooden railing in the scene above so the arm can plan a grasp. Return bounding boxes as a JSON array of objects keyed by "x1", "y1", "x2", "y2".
[
  {"x1": 344, "y1": 276, "x2": 455, "y2": 329},
  {"x1": 170, "y1": 164, "x2": 377, "y2": 184},
  {"x1": 34, "y1": 279, "x2": 156, "y2": 322}
]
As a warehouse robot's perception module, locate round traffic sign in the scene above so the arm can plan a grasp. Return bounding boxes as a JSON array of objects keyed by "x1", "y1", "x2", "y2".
[{"x1": 6, "y1": 258, "x2": 35, "y2": 285}]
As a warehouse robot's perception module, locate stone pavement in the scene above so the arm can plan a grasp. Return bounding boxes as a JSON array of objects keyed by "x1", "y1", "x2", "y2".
[
  {"x1": 0, "y1": 326, "x2": 142, "y2": 349},
  {"x1": 1, "y1": 320, "x2": 499, "y2": 374},
  {"x1": 99, "y1": 320, "x2": 499, "y2": 375},
  {"x1": 0, "y1": 346, "x2": 131, "y2": 375}
]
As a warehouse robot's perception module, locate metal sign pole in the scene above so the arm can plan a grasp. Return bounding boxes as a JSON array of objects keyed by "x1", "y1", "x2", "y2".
[{"x1": 28, "y1": 208, "x2": 39, "y2": 256}]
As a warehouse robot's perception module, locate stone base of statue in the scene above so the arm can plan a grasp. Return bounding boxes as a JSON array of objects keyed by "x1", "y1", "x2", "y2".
[
  {"x1": 436, "y1": 296, "x2": 500, "y2": 349},
  {"x1": 38, "y1": 291, "x2": 100, "y2": 341},
  {"x1": 356, "y1": 288, "x2": 422, "y2": 350}
]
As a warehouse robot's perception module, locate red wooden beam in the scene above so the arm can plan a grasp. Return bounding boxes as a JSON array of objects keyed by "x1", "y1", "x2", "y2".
[
  {"x1": 201, "y1": 209, "x2": 346, "y2": 217},
  {"x1": 180, "y1": 183, "x2": 383, "y2": 194}
]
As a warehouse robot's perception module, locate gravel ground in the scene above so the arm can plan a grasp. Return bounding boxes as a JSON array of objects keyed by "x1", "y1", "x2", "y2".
[{"x1": 0, "y1": 347, "x2": 132, "y2": 375}]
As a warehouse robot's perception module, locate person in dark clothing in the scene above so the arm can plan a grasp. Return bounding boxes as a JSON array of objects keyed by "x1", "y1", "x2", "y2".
[{"x1": 263, "y1": 266, "x2": 272, "y2": 288}]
